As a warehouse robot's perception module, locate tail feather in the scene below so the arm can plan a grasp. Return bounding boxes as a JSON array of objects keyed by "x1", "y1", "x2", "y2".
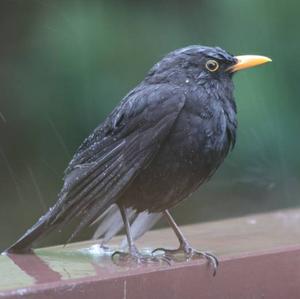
[
  {"x1": 92, "y1": 205, "x2": 137, "y2": 244},
  {"x1": 120, "y1": 212, "x2": 161, "y2": 248},
  {"x1": 92, "y1": 204, "x2": 162, "y2": 247},
  {"x1": 5, "y1": 203, "x2": 64, "y2": 253}
]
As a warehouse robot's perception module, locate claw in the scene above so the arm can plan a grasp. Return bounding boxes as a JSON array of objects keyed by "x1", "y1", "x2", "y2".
[
  {"x1": 151, "y1": 246, "x2": 219, "y2": 276},
  {"x1": 152, "y1": 247, "x2": 176, "y2": 255},
  {"x1": 111, "y1": 249, "x2": 170, "y2": 265},
  {"x1": 111, "y1": 250, "x2": 123, "y2": 261},
  {"x1": 158, "y1": 255, "x2": 172, "y2": 265},
  {"x1": 194, "y1": 251, "x2": 219, "y2": 276},
  {"x1": 151, "y1": 247, "x2": 164, "y2": 254}
]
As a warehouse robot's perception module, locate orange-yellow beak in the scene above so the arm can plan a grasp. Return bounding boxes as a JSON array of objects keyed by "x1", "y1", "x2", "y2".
[{"x1": 228, "y1": 55, "x2": 272, "y2": 72}]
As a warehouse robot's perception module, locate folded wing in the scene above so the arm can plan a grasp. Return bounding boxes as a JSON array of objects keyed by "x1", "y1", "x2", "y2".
[{"x1": 6, "y1": 84, "x2": 185, "y2": 252}]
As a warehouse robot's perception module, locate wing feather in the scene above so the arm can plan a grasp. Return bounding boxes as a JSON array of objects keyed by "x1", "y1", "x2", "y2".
[{"x1": 6, "y1": 84, "x2": 185, "y2": 252}]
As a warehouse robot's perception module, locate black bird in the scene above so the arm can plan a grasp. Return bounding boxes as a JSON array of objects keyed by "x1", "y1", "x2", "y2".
[{"x1": 6, "y1": 46, "x2": 271, "y2": 274}]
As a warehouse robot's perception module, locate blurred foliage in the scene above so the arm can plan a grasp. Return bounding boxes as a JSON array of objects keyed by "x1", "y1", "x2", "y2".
[{"x1": 0, "y1": 0, "x2": 299, "y2": 249}]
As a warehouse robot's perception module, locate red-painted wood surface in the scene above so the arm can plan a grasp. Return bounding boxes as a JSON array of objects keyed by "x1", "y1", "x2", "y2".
[{"x1": 1, "y1": 208, "x2": 300, "y2": 298}]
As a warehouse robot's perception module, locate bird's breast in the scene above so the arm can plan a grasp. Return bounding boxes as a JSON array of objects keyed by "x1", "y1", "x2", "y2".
[{"x1": 168, "y1": 105, "x2": 230, "y2": 162}]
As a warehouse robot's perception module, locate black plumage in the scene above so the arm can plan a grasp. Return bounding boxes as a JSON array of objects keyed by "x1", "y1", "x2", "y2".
[{"x1": 6, "y1": 45, "x2": 271, "y2": 274}]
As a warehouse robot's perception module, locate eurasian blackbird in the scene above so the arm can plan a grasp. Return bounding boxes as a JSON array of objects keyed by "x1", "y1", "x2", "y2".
[{"x1": 6, "y1": 45, "x2": 271, "y2": 274}]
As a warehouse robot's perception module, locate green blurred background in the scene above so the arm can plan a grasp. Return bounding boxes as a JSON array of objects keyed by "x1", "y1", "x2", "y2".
[{"x1": 0, "y1": 0, "x2": 299, "y2": 250}]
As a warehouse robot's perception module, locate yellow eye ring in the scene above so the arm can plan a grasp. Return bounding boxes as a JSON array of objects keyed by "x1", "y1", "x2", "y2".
[{"x1": 205, "y1": 60, "x2": 219, "y2": 72}]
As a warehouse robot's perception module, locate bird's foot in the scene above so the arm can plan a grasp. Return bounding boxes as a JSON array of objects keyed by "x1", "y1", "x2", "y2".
[
  {"x1": 152, "y1": 243, "x2": 219, "y2": 276},
  {"x1": 112, "y1": 245, "x2": 171, "y2": 266}
]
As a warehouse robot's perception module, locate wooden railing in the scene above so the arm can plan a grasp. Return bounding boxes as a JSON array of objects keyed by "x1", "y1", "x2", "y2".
[{"x1": 1, "y1": 208, "x2": 300, "y2": 298}]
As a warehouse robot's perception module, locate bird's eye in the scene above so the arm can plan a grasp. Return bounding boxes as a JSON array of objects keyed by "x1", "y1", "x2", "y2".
[{"x1": 205, "y1": 60, "x2": 219, "y2": 72}]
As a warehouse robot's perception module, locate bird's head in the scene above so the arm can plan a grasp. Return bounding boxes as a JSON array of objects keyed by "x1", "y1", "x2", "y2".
[{"x1": 146, "y1": 45, "x2": 271, "y2": 89}]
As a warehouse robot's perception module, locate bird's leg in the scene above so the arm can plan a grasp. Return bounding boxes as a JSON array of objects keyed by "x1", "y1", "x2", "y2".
[
  {"x1": 112, "y1": 205, "x2": 170, "y2": 265},
  {"x1": 152, "y1": 210, "x2": 219, "y2": 275},
  {"x1": 120, "y1": 205, "x2": 137, "y2": 254}
]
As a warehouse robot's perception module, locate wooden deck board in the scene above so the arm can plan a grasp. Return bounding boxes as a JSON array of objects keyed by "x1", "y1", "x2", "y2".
[{"x1": 1, "y1": 208, "x2": 300, "y2": 298}]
